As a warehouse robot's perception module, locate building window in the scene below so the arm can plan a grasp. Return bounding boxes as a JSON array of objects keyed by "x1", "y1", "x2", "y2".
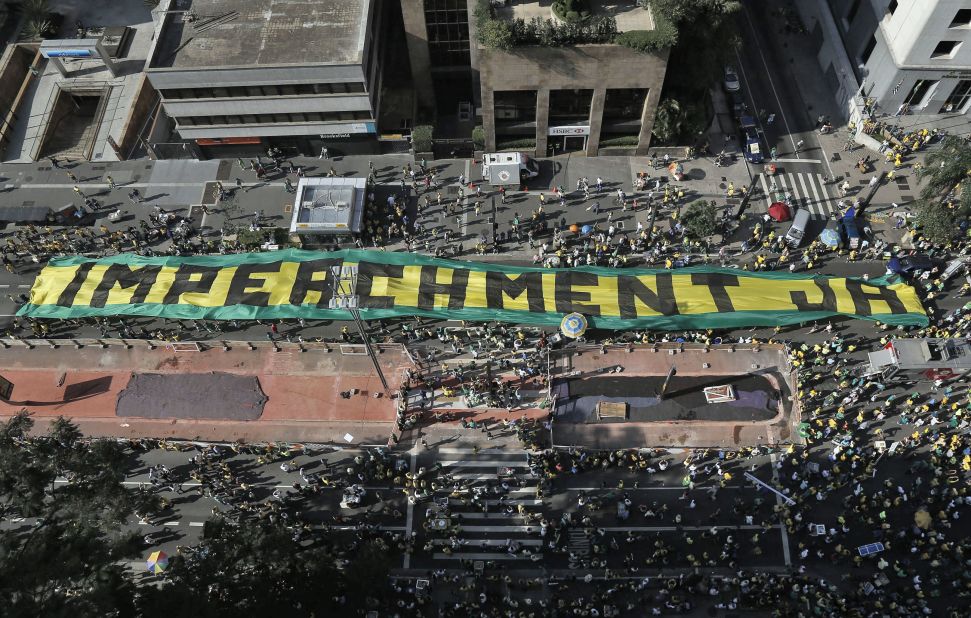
[
  {"x1": 549, "y1": 89, "x2": 593, "y2": 125},
  {"x1": 940, "y1": 80, "x2": 971, "y2": 113},
  {"x1": 603, "y1": 88, "x2": 648, "y2": 123},
  {"x1": 424, "y1": 0, "x2": 471, "y2": 68},
  {"x1": 887, "y1": 0, "x2": 897, "y2": 15},
  {"x1": 860, "y1": 34, "x2": 877, "y2": 64},
  {"x1": 951, "y1": 9, "x2": 971, "y2": 28},
  {"x1": 904, "y1": 79, "x2": 938, "y2": 106},
  {"x1": 932, "y1": 40, "x2": 962, "y2": 59},
  {"x1": 846, "y1": 0, "x2": 862, "y2": 25}
]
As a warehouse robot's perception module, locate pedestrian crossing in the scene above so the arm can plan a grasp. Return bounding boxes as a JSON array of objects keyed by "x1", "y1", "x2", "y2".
[
  {"x1": 422, "y1": 448, "x2": 547, "y2": 563},
  {"x1": 759, "y1": 172, "x2": 839, "y2": 218}
]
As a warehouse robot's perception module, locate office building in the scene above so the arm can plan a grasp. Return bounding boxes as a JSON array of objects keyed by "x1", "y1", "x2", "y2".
[
  {"x1": 797, "y1": 0, "x2": 971, "y2": 120},
  {"x1": 402, "y1": 0, "x2": 669, "y2": 157},
  {"x1": 145, "y1": 0, "x2": 392, "y2": 158}
]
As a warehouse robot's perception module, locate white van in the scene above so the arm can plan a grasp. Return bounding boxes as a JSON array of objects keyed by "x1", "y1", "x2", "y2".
[
  {"x1": 785, "y1": 208, "x2": 811, "y2": 248},
  {"x1": 481, "y1": 152, "x2": 540, "y2": 185}
]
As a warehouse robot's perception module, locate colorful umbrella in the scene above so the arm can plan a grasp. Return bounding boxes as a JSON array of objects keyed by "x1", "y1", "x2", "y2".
[
  {"x1": 768, "y1": 202, "x2": 791, "y2": 222},
  {"x1": 559, "y1": 312, "x2": 588, "y2": 339},
  {"x1": 580, "y1": 224, "x2": 593, "y2": 235},
  {"x1": 146, "y1": 550, "x2": 169, "y2": 574},
  {"x1": 569, "y1": 224, "x2": 580, "y2": 233},
  {"x1": 819, "y1": 227, "x2": 841, "y2": 248}
]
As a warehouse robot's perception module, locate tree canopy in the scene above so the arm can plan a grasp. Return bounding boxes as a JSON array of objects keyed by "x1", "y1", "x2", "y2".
[
  {"x1": 914, "y1": 136, "x2": 971, "y2": 243},
  {"x1": 0, "y1": 412, "x2": 146, "y2": 617}
]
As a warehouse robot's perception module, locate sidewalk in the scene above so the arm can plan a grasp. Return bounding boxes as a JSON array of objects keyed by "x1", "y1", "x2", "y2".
[{"x1": 0, "y1": 341, "x2": 407, "y2": 444}]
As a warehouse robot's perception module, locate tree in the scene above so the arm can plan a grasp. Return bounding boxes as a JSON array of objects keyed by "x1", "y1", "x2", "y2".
[
  {"x1": 651, "y1": 0, "x2": 742, "y2": 96},
  {"x1": 914, "y1": 136, "x2": 971, "y2": 243},
  {"x1": 0, "y1": 413, "x2": 145, "y2": 617},
  {"x1": 139, "y1": 516, "x2": 345, "y2": 616},
  {"x1": 652, "y1": 98, "x2": 685, "y2": 144},
  {"x1": 680, "y1": 201, "x2": 718, "y2": 239}
]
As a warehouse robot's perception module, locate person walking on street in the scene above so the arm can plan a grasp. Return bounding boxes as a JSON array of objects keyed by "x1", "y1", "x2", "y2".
[
  {"x1": 49, "y1": 156, "x2": 61, "y2": 169},
  {"x1": 73, "y1": 185, "x2": 84, "y2": 198},
  {"x1": 284, "y1": 178, "x2": 295, "y2": 193},
  {"x1": 319, "y1": 146, "x2": 329, "y2": 159},
  {"x1": 67, "y1": 171, "x2": 78, "y2": 183},
  {"x1": 795, "y1": 139, "x2": 804, "y2": 153},
  {"x1": 106, "y1": 175, "x2": 115, "y2": 190}
]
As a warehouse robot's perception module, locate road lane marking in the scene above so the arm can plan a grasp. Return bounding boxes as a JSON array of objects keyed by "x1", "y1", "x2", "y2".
[
  {"x1": 772, "y1": 158, "x2": 821, "y2": 164},
  {"x1": 741, "y1": 4, "x2": 799, "y2": 156}
]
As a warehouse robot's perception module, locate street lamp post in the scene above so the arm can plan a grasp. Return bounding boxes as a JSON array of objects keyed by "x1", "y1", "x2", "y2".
[{"x1": 329, "y1": 265, "x2": 390, "y2": 396}]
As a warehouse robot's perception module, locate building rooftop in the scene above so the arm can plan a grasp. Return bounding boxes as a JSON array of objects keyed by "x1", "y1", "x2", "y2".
[
  {"x1": 151, "y1": 0, "x2": 369, "y2": 69},
  {"x1": 289, "y1": 177, "x2": 366, "y2": 235},
  {"x1": 496, "y1": 0, "x2": 654, "y2": 32}
]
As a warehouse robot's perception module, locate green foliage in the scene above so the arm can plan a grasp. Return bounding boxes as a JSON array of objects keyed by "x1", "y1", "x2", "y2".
[
  {"x1": 411, "y1": 124, "x2": 434, "y2": 153},
  {"x1": 508, "y1": 15, "x2": 617, "y2": 47},
  {"x1": 914, "y1": 135, "x2": 971, "y2": 244},
  {"x1": 915, "y1": 202, "x2": 958, "y2": 244},
  {"x1": 21, "y1": 0, "x2": 49, "y2": 21},
  {"x1": 680, "y1": 200, "x2": 719, "y2": 238},
  {"x1": 0, "y1": 413, "x2": 143, "y2": 617},
  {"x1": 496, "y1": 137, "x2": 536, "y2": 150},
  {"x1": 599, "y1": 135, "x2": 641, "y2": 147},
  {"x1": 474, "y1": 0, "x2": 615, "y2": 48},
  {"x1": 21, "y1": 18, "x2": 53, "y2": 41},
  {"x1": 472, "y1": 125, "x2": 486, "y2": 149},
  {"x1": 614, "y1": 26, "x2": 677, "y2": 53},
  {"x1": 650, "y1": 0, "x2": 742, "y2": 90},
  {"x1": 651, "y1": 93, "x2": 711, "y2": 145},
  {"x1": 553, "y1": 0, "x2": 591, "y2": 22},
  {"x1": 478, "y1": 15, "x2": 514, "y2": 50}
]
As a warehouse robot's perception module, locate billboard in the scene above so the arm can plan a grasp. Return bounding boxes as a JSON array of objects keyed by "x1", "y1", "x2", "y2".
[{"x1": 17, "y1": 250, "x2": 928, "y2": 329}]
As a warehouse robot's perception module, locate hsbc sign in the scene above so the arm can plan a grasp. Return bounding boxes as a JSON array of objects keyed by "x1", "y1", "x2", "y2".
[{"x1": 548, "y1": 125, "x2": 590, "y2": 136}]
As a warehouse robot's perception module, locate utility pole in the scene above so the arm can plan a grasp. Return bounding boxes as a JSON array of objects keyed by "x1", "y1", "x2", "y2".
[{"x1": 329, "y1": 265, "x2": 390, "y2": 395}]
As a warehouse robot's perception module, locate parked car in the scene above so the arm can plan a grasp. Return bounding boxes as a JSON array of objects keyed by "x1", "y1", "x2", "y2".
[
  {"x1": 739, "y1": 116, "x2": 764, "y2": 163},
  {"x1": 887, "y1": 254, "x2": 935, "y2": 276},
  {"x1": 724, "y1": 66, "x2": 741, "y2": 92}
]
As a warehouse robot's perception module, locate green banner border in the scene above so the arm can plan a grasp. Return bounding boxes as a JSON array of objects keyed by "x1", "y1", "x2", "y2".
[{"x1": 17, "y1": 249, "x2": 929, "y2": 329}]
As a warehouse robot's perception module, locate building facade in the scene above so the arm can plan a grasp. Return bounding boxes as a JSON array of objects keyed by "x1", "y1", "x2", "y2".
[
  {"x1": 401, "y1": 1, "x2": 668, "y2": 157},
  {"x1": 796, "y1": 0, "x2": 971, "y2": 121},
  {"x1": 145, "y1": 0, "x2": 389, "y2": 158}
]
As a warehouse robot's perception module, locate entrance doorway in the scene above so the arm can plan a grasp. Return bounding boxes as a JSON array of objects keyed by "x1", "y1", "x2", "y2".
[{"x1": 550, "y1": 135, "x2": 587, "y2": 155}]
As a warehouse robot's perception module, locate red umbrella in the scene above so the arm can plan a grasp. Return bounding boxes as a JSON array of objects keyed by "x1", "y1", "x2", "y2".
[{"x1": 768, "y1": 202, "x2": 791, "y2": 222}]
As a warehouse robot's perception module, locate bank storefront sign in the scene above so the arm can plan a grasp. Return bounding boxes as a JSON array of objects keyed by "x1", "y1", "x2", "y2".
[{"x1": 19, "y1": 250, "x2": 928, "y2": 328}]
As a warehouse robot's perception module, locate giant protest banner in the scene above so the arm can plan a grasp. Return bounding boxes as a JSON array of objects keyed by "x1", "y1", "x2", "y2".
[{"x1": 17, "y1": 249, "x2": 928, "y2": 329}]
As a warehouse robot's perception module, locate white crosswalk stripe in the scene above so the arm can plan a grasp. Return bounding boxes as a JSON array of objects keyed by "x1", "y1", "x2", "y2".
[
  {"x1": 423, "y1": 452, "x2": 546, "y2": 562},
  {"x1": 760, "y1": 172, "x2": 838, "y2": 219}
]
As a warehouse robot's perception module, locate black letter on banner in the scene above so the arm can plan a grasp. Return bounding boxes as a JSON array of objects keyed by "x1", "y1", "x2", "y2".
[
  {"x1": 90, "y1": 264, "x2": 162, "y2": 308},
  {"x1": 789, "y1": 280, "x2": 837, "y2": 312},
  {"x1": 485, "y1": 271, "x2": 544, "y2": 312},
  {"x1": 617, "y1": 274, "x2": 679, "y2": 318},
  {"x1": 225, "y1": 262, "x2": 283, "y2": 307},
  {"x1": 555, "y1": 272, "x2": 601, "y2": 316},
  {"x1": 162, "y1": 264, "x2": 223, "y2": 304},
  {"x1": 418, "y1": 266, "x2": 469, "y2": 310},
  {"x1": 357, "y1": 262, "x2": 402, "y2": 309},
  {"x1": 845, "y1": 279, "x2": 907, "y2": 316},
  {"x1": 690, "y1": 273, "x2": 739, "y2": 312},
  {"x1": 289, "y1": 258, "x2": 340, "y2": 308},
  {"x1": 56, "y1": 261, "x2": 96, "y2": 307}
]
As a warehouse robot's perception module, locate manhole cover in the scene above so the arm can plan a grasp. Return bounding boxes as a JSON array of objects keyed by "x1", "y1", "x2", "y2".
[
  {"x1": 689, "y1": 168, "x2": 706, "y2": 179},
  {"x1": 284, "y1": 204, "x2": 292, "y2": 213}
]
